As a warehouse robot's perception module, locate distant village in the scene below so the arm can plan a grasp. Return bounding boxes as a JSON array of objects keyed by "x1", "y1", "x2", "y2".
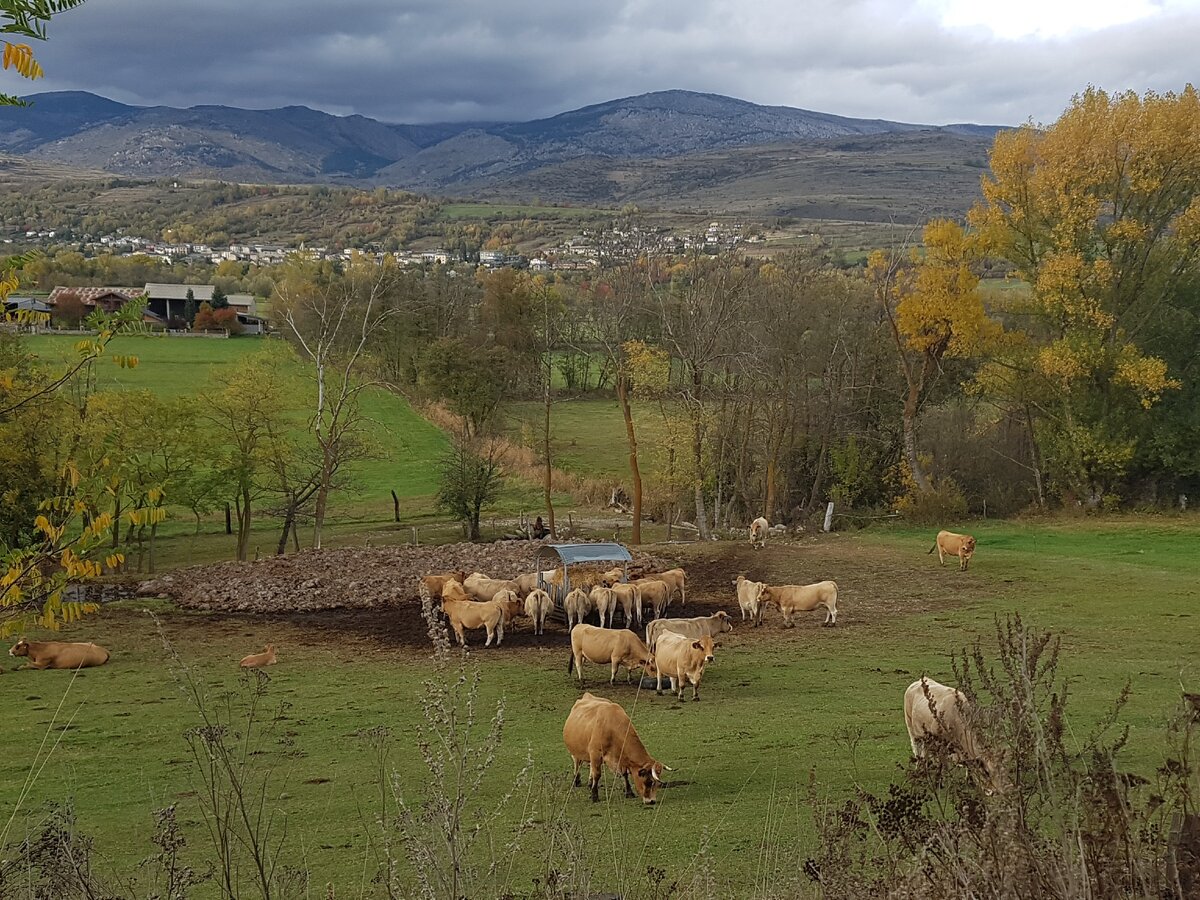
[{"x1": 5, "y1": 219, "x2": 756, "y2": 273}]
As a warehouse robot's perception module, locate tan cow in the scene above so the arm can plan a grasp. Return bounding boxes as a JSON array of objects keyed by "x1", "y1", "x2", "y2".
[
  {"x1": 515, "y1": 569, "x2": 560, "y2": 595},
  {"x1": 749, "y1": 516, "x2": 769, "y2": 549},
  {"x1": 590, "y1": 586, "x2": 618, "y2": 628},
  {"x1": 762, "y1": 580, "x2": 838, "y2": 627},
  {"x1": 735, "y1": 575, "x2": 768, "y2": 626},
  {"x1": 567, "y1": 623, "x2": 655, "y2": 685},
  {"x1": 441, "y1": 597, "x2": 506, "y2": 647},
  {"x1": 9, "y1": 639, "x2": 110, "y2": 670},
  {"x1": 904, "y1": 677, "x2": 1003, "y2": 791},
  {"x1": 564, "y1": 587, "x2": 593, "y2": 630},
  {"x1": 240, "y1": 644, "x2": 277, "y2": 668},
  {"x1": 653, "y1": 633, "x2": 716, "y2": 701},
  {"x1": 563, "y1": 692, "x2": 670, "y2": 804},
  {"x1": 524, "y1": 589, "x2": 554, "y2": 636},
  {"x1": 608, "y1": 582, "x2": 642, "y2": 628},
  {"x1": 440, "y1": 578, "x2": 471, "y2": 603},
  {"x1": 632, "y1": 578, "x2": 672, "y2": 621},
  {"x1": 646, "y1": 568, "x2": 687, "y2": 608},
  {"x1": 598, "y1": 567, "x2": 627, "y2": 587},
  {"x1": 493, "y1": 589, "x2": 525, "y2": 626},
  {"x1": 463, "y1": 572, "x2": 520, "y2": 602},
  {"x1": 645, "y1": 611, "x2": 733, "y2": 652},
  {"x1": 419, "y1": 571, "x2": 468, "y2": 600},
  {"x1": 929, "y1": 531, "x2": 976, "y2": 571}
]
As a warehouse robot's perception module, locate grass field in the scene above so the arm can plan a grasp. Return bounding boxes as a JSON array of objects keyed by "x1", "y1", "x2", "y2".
[{"x1": 3, "y1": 518, "x2": 1196, "y2": 896}]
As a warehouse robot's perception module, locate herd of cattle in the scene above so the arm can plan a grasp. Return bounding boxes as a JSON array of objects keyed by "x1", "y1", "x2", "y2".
[
  {"x1": 6, "y1": 527, "x2": 984, "y2": 807},
  {"x1": 416, "y1": 527, "x2": 984, "y2": 805}
]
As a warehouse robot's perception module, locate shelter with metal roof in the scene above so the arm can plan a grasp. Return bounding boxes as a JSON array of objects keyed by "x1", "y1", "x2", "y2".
[{"x1": 533, "y1": 542, "x2": 633, "y2": 610}]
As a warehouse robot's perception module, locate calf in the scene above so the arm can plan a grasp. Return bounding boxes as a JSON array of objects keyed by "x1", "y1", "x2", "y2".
[
  {"x1": 9, "y1": 639, "x2": 110, "y2": 670},
  {"x1": 929, "y1": 531, "x2": 976, "y2": 571},
  {"x1": 762, "y1": 580, "x2": 838, "y2": 627},
  {"x1": 567, "y1": 624, "x2": 655, "y2": 685},
  {"x1": 524, "y1": 589, "x2": 554, "y2": 636},
  {"x1": 563, "y1": 692, "x2": 670, "y2": 804},
  {"x1": 240, "y1": 644, "x2": 277, "y2": 668},
  {"x1": 646, "y1": 611, "x2": 733, "y2": 652},
  {"x1": 441, "y1": 597, "x2": 505, "y2": 647},
  {"x1": 653, "y1": 632, "x2": 716, "y2": 701},
  {"x1": 735, "y1": 575, "x2": 768, "y2": 626}
]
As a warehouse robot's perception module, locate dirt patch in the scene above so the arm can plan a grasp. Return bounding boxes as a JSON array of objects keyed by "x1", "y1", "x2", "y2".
[{"x1": 138, "y1": 541, "x2": 675, "y2": 614}]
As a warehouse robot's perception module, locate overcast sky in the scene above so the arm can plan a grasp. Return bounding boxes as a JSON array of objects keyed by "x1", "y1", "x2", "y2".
[{"x1": 23, "y1": 0, "x2": 1200, "y2": 126}]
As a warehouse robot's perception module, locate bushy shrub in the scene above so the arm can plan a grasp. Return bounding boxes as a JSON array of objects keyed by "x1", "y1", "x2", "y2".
[{"x1": 894, "y1": 477, "x2": 968, "y2": 525}]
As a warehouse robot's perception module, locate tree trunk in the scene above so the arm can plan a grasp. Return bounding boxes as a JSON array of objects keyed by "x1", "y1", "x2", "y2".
[
  {"x1": 148, "y1": 520, "x2": 158, "y2": 574},
  {"x1": 236, "y1": 488, "x2": 251, "y2": 562},
  {"x1": 313, "y1": 468, "x2": 329, "y2": 549},
  {"x1": 616, "y1": 374, "x2": 643, "y2": 544},
  {"x1": 224, "y1": 503, "x2": 232, "y2": 535},
  {"x1": 391, "y1": 489, "x2": 400, "y2": 523},
  {"x1": 111, "y1": 492, "x2": 122, "y2": 548},
  {"x1": 1025, "y1": 405, "x2": 1046, "y2": 508},
  {"x1": 692, "y1": 412, "x2": 710, "y2": 540},
  {"x1": 277, "y1": 503, "x2": 295, "y2": 556},
  {"x1": 903, "y1": 379, "x2": 932, "y2": 492},
  {"x1": 543, "y1": 363, "x2": 556, "y2": 539}
]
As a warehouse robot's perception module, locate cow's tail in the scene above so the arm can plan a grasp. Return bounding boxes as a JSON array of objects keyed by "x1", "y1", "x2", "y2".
[
  {"x1": 927, "y1": 542, "x2": 937, "y2": 554},
  {"x1": 567, "y1": 653, "x2": 575, "y2": 674}
]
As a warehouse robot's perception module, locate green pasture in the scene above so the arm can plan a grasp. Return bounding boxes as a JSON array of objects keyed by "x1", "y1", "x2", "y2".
[{"x1": 3, "y1": 519, "x2": 1197, "y2": 895}]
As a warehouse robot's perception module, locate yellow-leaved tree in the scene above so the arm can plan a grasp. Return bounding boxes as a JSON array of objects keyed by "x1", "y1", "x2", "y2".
[
  {"x1": 1, "y1": 0, "x2": 87, "y2": 107},
  {"x1": 869, "y1": 219, "x2": 996, "y2": 492},
  {"x1": 970, "y1": 86, "x2": 1197, "y2": 501}
]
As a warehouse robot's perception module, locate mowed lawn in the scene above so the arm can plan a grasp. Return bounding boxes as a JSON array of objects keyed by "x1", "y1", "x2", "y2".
[{"x1": 2, "y1": 519, "x2": 1197, "y2": 896}]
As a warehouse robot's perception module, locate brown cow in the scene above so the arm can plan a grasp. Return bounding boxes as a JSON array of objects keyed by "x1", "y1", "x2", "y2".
[
  {"x1": 567, "y1": 624, "x2": 655, "y2": 685},
  {"x1": 653, "y1": 633, "x2": 716, "y2": 701},
  {"x1": 749, "y1": 516, "x2": 769, "y2": 549},
  {"x1": 419, "y1": 571, "x2": 468, "y2": 600},
  {"x1": 590, "y1": 586, "x2": 618, "y2": 628},
  {"x1": 646, "y1": 568, "x2": 687, "y2": 608},
  {"x1": 515, "y1": 569, "x2": 561, "y2": 595},
  {"x1": 608, "y1": 582, "x2": 642, "y2": 628},
  {"x1": 762, "y1": 580, "x2": 838, "y2": 627},
  {"x1": 929, "y1": 531, "x2": 976, "y2": 571},
  {"x1": 240, "y1": 644, "x2": 277, "y2": 668},
  {"x1": 441, "y1": 597, "x2": 506, "y2": 647},
  {"x1": 440, "y1": 578, "x2": 471, "y2": 603},
  {"x1": 9, "y1": 639, "x2": 110, "y2": 670},
  {"x1": 564, "y1": 587, "x2": 593, "y2": 630},
  {"x1": 493, "y1": 589, "x2": 525, "y2": 627},
  {"x1": 563, "y1": 692, "x2": 670, "y2": 804},
  {"x1": 645, "y1": 611, "x2": 733, "y2": 652}
]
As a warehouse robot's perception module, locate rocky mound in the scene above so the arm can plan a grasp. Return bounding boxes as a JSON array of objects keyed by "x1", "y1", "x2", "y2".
[{"x1": 137, "y1": 542, "x2": 674, "y2": 614}]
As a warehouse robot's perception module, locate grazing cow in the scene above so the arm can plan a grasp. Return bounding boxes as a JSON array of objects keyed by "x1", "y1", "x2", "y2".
[
  {"x1": 646, "y1": 568, "x2": 687, "y2": 608},
  {"x1": 240, "y1": 644, "x2": 277, "y2": 668},
  {"x1": 441, "y1": 598, "x2": 506, "y2": 647},
  {"x1": 645, "y1": 611, "x2": 733, "y2": 651},
  {"x1": 463, "y1": 572, "x2": 521, "y2": 602},
  {"x1": 653, "y1": 633, "x2": 716, "y2": 701},
  {"x1": 598, "y1": 567, "x2": 626, "y2": 587},
  {"x1": 929, "y1": 531, "x2": 976, "y2": 571},
  {"x1": 762, "y1": 580, "x2": 838, "y2": 627},
  {"x1": 9, "y1": 639, "x2": 110, "y2": 670},
  {"x1": 419, "y1": 571, "x2": 468, "y2": 600},
  {"x1": 493, "y1": 589, "x2": 525, "y2": 626},
  {"x1": 904, "y1": 677, "x2": 1002, "y2": 791},
  {"x1": 749, "y1": 516, "x2": 769, "y2": 549},
  {"x1": 735, "y1": 575, "x2": 768, "y2": 626},
  {"x1": 564, "y1": 588, "x2": 593, "y2": 630},
  {"x1": 563, "y1": 692, "x2": 670, "y2": 804},
  {"x1": 609, "y1": 582, "x2": 642, "y2": 628},
  {"x1": 567, "y1": 624, "x2": 655, "y2": 685},
  {"x1": 632, "y1": 578, "x2": 672, "y2": 621},
  {"x1": 524, "y1": 589, "x2": 554, "y2": 636},
  {"x1": 590, "y1": 586, "x2": 618, "y2": 628}
]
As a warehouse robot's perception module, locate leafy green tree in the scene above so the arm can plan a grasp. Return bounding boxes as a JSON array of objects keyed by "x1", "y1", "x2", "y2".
[
  {"x1": 436, "y1": 429, "x2": 505, "y2": 541},
  {"x1": 210, "y1": 284, "x2": 229, "y2": 309}
]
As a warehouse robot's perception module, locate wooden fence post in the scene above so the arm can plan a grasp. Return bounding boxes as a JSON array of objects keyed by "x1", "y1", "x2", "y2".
[{"x1": 823, "y1": 502, "x2": 834, "y2": 533}]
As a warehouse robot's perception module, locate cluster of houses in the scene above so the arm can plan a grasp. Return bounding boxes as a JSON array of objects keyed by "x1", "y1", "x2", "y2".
[{"x1": 17, "y1": 283, "x2": 268, "y2": 334}]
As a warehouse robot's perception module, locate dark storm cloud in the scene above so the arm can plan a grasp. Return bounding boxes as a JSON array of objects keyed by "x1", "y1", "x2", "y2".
[{"x1": 24, "y1": 0, "x2": 1200, "y2": 126}]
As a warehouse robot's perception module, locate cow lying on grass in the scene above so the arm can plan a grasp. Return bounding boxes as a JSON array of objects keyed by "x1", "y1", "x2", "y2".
[
  {"x1": 9, "y1": 639, "x2": 110, "y2": 670},
  {"x1": 929, "y1": 531, "x2": 976, "y2": 571},
  {"x1": 563, "y1": 692, "x2": 670, "y2": 804},
  {"x1": 240, "y1": 644, "x2": 277, "y2": 668},
  {"x1": 762, "y1": 580, "x2": 839, "y2": 627}
]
